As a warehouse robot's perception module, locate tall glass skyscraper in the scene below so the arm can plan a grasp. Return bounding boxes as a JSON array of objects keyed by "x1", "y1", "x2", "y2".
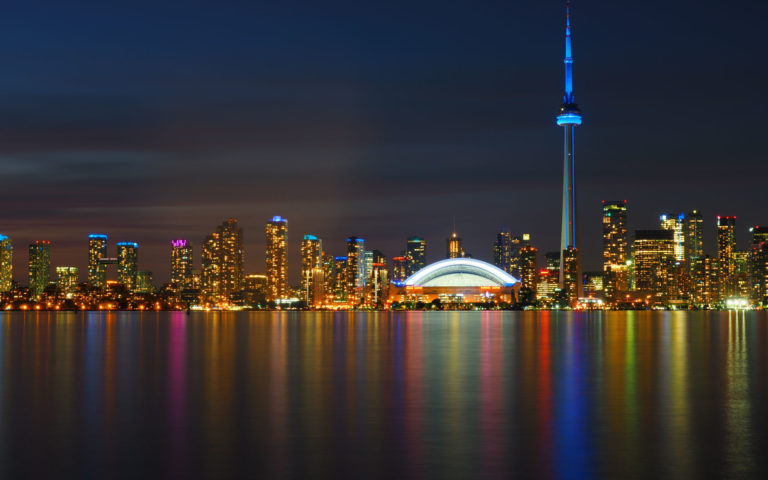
[
  {"x1": 660, "y1": 213, "x2": 685, "y2": 262},
  {"x1": 602, "y1": 200, "x2": 628, "y2": 299},
  {"x1": 170, "y1": 239, "x2": 193, "y2": 292},
  {"x1": 0, "y1": 235, "x2": 12, "y2": 293},
  {"x1": 405, "y1": 237, "x2": 426, "y2": 276},
  {"x1": 116, "y1": 242, "x2": 139, "y2": 291},
  {"x1": 265, "y1": 216, "x2": 287, "y2": 301},
  {"x1": 88, "y1": 234, "x2": 108, "y2": 288},
  {"x1": 29, "y1": 240, "x2": 52, "y2": 299},
  {"x1": 300, "y1": 234, "x2": 322, "y2": 303},
  {"x1": 202, "y1": 218, "x2": 244, "y2": 303}
]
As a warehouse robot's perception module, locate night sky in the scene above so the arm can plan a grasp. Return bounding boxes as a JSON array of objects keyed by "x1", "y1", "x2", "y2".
[{"x1": 1, "y1": 0, "x2": 767, "y2": 284}]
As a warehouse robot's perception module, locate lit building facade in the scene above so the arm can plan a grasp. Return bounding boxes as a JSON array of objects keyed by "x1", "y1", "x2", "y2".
[
  {"x1": 265, "y1": 216, "x2": 287, "y2": 301},
  {"x1": 717, "y1": 216, "x2": 737, "y2": 296},
  {"x1": 660, "y1": 213, "x2": 685, "y2": 261},
  {"x1": 88, "y1": 234, "x2": 108, "y2": 288},
  {"x1": 135, "y1": 271, "x2": 154, "y2": 293},
  {"x1": 561, "y1": 246, "x2": 580, "y2": 306},
  {"x1": 29, "y1": 240, "x2": 52, "y2": 299},
  {"x1": 346, "y1": 237, "x2": 365, "y2": 303},
  {"x1": 632, "y1": 230, "x2": 675, "y2": 302},
  {"x1": 55, "y1": 266, "x2": 78, "y2": 297},
  {"x1": 333, "y1": 256, "x2": 348, "y2": 303},
  {"x1": 749, "y1": 226, "x2": 768, "y2": 306},
  {"x1": 202, "y1": 218, "x2": 245, "y2": 303},
  {"x1": 493, "y1": 228, "x2": 514, "y2": 273},
  {"x1": 116, "y1": 242, "x2": 139, "y2": 291},
  {"x1": 685, "y1": 210, "x2": 703, "y2": 262},
  {"x1": 391, "y1": 256, "x2": 408, "y2": 282},
  {"x1": 405, "y1": 237, "x2": 426, "y2": 276},
  {"x1": 0, "y1": 235, "x2": 12, "y2": 293},
  {"x1": 691, "y1": 255, "x2": 720, "y2": 306},
  {"x1": 300, "y1": 235, "x2": 322, "y2": 304},
  {"x1": 446, "y1": 232, "x2": 464, "y2": 259},
  {"x1": 518, "y1": 245, "x2": 538, "y2": 304},
  {"x1": 170, "y1": 239, "x2": 193, "y2": 292},
  {"x1": 602, "y1": 200, "x2": 628, "y2": 300}
]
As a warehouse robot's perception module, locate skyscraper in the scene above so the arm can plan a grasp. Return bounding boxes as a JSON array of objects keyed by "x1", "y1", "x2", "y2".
[
  {"x1": 557, "y1": 1, "x2": 583, "y2": 299},
  {"x1": 0, "y1": 235, "x2": 12, "y2": 293},
  {"x1": 116, "y1": 242, "x2": 139, "y2": 291},
  {"x1": 717, "y1": 215, "x2": 737, "y2": 296},
  {"x1": 265, "y1": 216, "x2": 287, "y2": 301},
  {"x1": 28, "y1": 240, "x2": 52, "y2": 299},
  {"x1": 202, "y1": 218, "x2": 244, "y2": 303},
  {"x1": 300, "y1": 235, "x2": 322, "y2": 304},
  {"x1": 519, "y1": 245, "x2": 538, "y2": 304},
  {"x1": 346, "y1": 237, "x2": 365, "y2": 302},
  {"x1": 632, "y1": 230, "x2": 675, "y2": 301},
  {"x1": 685, "y1": 210, "x2": 703, "y2": 262},
  {"x1": 56, "y1": 266, "x2": 79, "y2": 297},
  {"x1": 660, "y1": 213, "x2": 685, "y2": 261},
  {"x1": 602, "y1": 200, "x2": 628, "y2": 299},
  {"x1": 749, "y1": 226, "x2": 768, "y2": 306},
  {"x1": 405, "y1": 237, "x2": 426, "y2": 276},
  {"x1": 170, "y1": 239, "x2": 193, "y2": 292},
  {"x1": 88, "y1": 234, "x2": 108, "y2": 288},
  {"x1": 446, "y1": 232, "x2": 464, "y2": 259},
  {"x1": 492, "y1": 228, "x2": 514, "y2": 273},
  {"x1": 391, "y1": 256, "x2": 408, "y2": 282}
]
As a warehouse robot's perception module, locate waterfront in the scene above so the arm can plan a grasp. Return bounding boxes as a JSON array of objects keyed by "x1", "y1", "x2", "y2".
[{"x1": 1, "y1": 311, "x2": 767, "y2": 479}]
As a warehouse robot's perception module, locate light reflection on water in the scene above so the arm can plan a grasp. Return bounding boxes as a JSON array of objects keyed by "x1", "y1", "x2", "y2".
[{"x1": 0, "y1": 310, "x2": 766, "y2": 479}]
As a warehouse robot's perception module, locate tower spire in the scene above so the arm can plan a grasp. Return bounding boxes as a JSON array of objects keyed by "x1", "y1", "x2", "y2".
[{"x1": 564, "y1": 0, "x2": 574, "y2": 104}]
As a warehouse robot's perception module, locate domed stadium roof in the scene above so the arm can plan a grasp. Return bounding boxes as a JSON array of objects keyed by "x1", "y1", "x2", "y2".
[{"x1": 403, "y1": 258, "x2": 519, "y2": 288}]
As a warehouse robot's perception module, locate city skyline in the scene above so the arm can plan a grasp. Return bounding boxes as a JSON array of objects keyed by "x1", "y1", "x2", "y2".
[{"x1": 1, "y1": 1, "x2": 767, "y2": 283}]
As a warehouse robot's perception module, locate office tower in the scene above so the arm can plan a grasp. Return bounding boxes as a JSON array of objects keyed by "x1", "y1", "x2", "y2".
[
  {"x1": 368, "y1": 250, "x2": 389, "y2": 306},
  {"x1": 116, "y1": 242, "x2": 139, "y2": 291},
  {"x1": 300, "y1": 235, "x2": 322, "y2": 304},
  {"x1": 685, "y1": 210, "x2": 703, "y2": 262},
  {"x1": 392, "y1": 256, "x2": 407, "y2": 282},
  {"x1": 170, "y1": 239, "x2": 193, "y2": 292},
  {"x1": 717, "y1": 216, "x2": 737, "y2": 296},
  {"x1": 87, "y1": 234, "x2": 108, "y2": 288},
  {"x1": 135, "y1": 271, "x2": 154, "y2": 293},
  {"x1": 632, "y1": 230, "x2": 675, "y2": 301},
  {"x1": 446, "y1": 232, "x2": 464, "y2": 259},
  {"x1": 333, "y1": 256, "x2": 348, "y2": 302},
  {"x1": 55, "y1": 266, "x2": 79, "y2": 297},
  {"x1": 346, "y1": 237, "x2": 365, "y2": 302},
  {"x1": 691, "y1": 255, "x2": 720, "y2": 306},
  {"x1": 28, "y1": 240, "x2": 51, "y2": 299},
  {"x1": 660, "y1": 213, "x2": 685, "y2": 261},
  {"x1": 493, "y1": 228, "x2": 514, "y2": 273},
  {"x1": 602, "y1": 200, "x2": 628, "y2": 299},
  {"x1": 732, "y1": 251, "x2": 750, "y2": 298},
  {"x1": 557, "y1": 2, "x2": 583, "y2": 299},
  {"x1": 519, "y1": 245, "x2": 538, "y2": 303},
  {"x1": 749, "y1": 226, "x2": 768, "y2": 306},
  {"x1": 363, "y1": 250, "x2": 374, "y2": 282},
  {"x1": 202, "y1": 218, "x2": 245, "y2": 303},
  {"x1": 265, "y1": 216, "x2": 287, "y2": 301},
  {"x1": 0, "y1": 235, "x2": 12, "y2": 293},
  {"x1": 583, "y1": 272, "x2": 604, "y2": 296},
  {"x1": 322, "y1": 252, "x2": 335, "y2": 303},
  {"x1": 405, "y1": 237, "x2": 426, "y2": 276}
]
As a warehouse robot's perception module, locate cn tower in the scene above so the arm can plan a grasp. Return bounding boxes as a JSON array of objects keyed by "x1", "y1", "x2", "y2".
[{"x1": 557, "y1": 1, "x2": 583, "y2": 299}]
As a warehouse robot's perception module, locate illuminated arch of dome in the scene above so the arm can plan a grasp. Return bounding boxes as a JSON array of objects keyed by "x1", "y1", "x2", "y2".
[{"x1": 403, "y1": 258, "x2": 519, "y2": 288}]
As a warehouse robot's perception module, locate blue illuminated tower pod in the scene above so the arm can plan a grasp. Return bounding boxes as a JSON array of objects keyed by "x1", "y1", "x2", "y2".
[{"x1": 557, "y1": 1, "x2": 583, "y2": 298}]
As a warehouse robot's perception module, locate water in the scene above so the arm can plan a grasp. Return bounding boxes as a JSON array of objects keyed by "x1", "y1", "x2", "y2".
[{"x1": 0, "y1": 311, "x2": 767, "y2": 479}]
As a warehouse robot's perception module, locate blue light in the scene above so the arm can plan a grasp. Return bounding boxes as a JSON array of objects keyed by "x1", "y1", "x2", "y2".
[
  {"x1": 303, "y1": 234, "x2": 318, "y2": 240},
  {"x1": 271, "y1": 216, "x2": 285, "y2": 222},
  {"x1": 334, "y1": 256, "x2": 348, "y2": 261},
  {"x1": 0, "y1": 234, "x2": 7, "y2": 241},
  {"x1": 116, "y1": 242, "x2": 139, "y2": 248},
  {"x1": 557, "y1": 113, "x2": 582, "y2": 126},
  {"x1": 88, "y1": 234, "x2": 108, "y2": 239}
]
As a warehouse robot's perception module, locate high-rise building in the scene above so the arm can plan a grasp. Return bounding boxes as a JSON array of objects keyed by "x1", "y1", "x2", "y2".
[
  {"x1": 519, "y1": 245, "x2": 538, "y2": 304},
  {"x1": 632, "y1": 230, "x2": 675, "y2": 301},
  {"x1": 322, "y1": 252, "x2": 335, "y2": 303},
  {"x1": 685, "y1": 210, "x2": 703, "y2": 262},
  {"x1": 392, "y1": 256, "x2": 408, "y2": 282},
  {"x1": 116, "y1": 242, "x2": 139, "y2": 291},
  {"x1": 346, "y1": 237, "x2": 365, "y2": 302},
  {"x1": 691, "y1": 255, "x2": 720, "y2": 306},
  {"x1": 202, "y1": 218, "x2": 245, "y2": 303},
  {"x1": 55, "y1": 266, "x2": 78, "y2": 297},
  {"x1": 135, "y1": 271, "x2": 154, "y2": 293},
  {"x1": 88, "y1": 234, "x2": 108, "y2": 288},
  {"x1": 405, "y1": 237, "x2": 426, "y2": 276},
  {"x1": 170, "y1": 239, "x2": 193, "y2": 292},
  {"x1": 749, "y1": 226, "x2": 768, "y2": 306},
  {"x1": 493, "y1": 228, "x2": 514, "y2": 273},
  {"x1": 557, "y1": 2, "x2": 583, "y2": 299},
  {"x1": 717, "y1": 216, "x2": 737, "y2": 296},
  {"x1": 660, "y1": 213, "x2": 685, "y2": 261},
  {"x1": 265, "y1": 216, "x2": 287, "y2": 301},
  {"x1": 363, "y1": 250, "x2": 374, "y2": 283},
  {"x1": 0, "y1": 235, "x2": 12, "y2": 293},
  {"x1": 300, "y1": 235, "x2": 322, "y2": 304},
  {"x1": 446, "y1": 232, "x2": 464, "y2": 259},
  {"x1": 602, "y1": 200, "x2": 628, "y2": 299},
  {"x1": 333, "y1": 256, "x2": 348, "y2": 303},
  {"x1": 28, "y1": 240, "x2": 52, "y2": 299}
]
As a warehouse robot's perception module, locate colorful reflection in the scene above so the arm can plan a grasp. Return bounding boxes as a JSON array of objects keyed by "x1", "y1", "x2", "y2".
[{"x1": 0, "y1": 311, "x2": 766, "y2": 478}]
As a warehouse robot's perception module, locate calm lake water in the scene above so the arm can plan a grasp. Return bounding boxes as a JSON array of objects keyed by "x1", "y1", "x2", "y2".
[{"x1": 1, "y1": 311, "x2": 767, "y2": 479}]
